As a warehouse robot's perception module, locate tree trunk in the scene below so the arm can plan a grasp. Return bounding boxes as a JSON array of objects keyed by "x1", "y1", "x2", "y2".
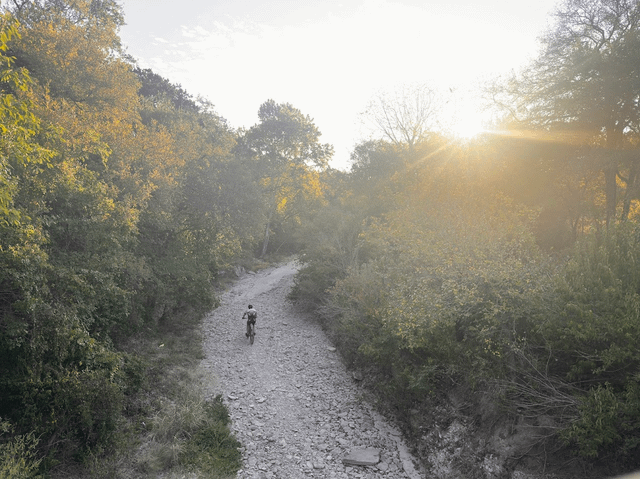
[
  {"x1": 605, "y1": 125, "x2": 623, "y2": 229},
  {"x1": 261, "y1": 214, "x2": 272, "y2": 257},
  {"x1": 621, "y1": 159, "x2": 639, "y2": 221},
  {"x1": 605, "y1": 165, "x2": 617, "y2": 229}
]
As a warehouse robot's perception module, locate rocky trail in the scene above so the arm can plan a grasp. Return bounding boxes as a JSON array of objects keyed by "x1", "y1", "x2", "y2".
[{"x1": 200, "y1": 260, "x2": 424, "y2": 478}]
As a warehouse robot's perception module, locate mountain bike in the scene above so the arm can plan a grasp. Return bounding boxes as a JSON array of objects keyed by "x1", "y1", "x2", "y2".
[{"x1": 246, "y1": 320, "x2": 255, "y2": 345}]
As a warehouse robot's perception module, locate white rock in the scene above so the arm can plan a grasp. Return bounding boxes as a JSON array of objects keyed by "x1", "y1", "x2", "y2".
[{"x1": 342, "y1": 448, "x2": 381, "y2": 466}]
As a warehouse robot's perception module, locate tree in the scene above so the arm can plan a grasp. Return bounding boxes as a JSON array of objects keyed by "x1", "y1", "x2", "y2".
[
  {"x1": 134, "y1": 67, "x2": 200, "y2": 113},
  {"x1": 238, "y1": 100, "x2": 333, "y2": 256},
  {"x1": 362, "y1": 83, "x2": 440, "y2": 151},
  {"x1": 0, "y1": 12, "x2": 52, "y2": 224},
  {"x1": 134, "y1": 91, "x2": 258, "y2": 321},
  {"x1": 0, "y1": 8, "x2": 135, "y2": 460},
  {"x1": 8, "y1": 0, "x2": 130, "y2": 104},
  {"x1": 493, "y1": 0, "x2": 640, "y2": 227}
]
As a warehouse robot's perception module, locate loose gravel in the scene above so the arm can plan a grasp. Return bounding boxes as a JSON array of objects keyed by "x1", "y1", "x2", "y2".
[{"x1": 200, "y1": 260, "x2": 424, "y2": 479}]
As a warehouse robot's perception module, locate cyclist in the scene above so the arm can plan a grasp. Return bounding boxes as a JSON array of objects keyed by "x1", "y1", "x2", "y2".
[{"x1": 242, "y1": 304, "x2": 258, "y2": 338}]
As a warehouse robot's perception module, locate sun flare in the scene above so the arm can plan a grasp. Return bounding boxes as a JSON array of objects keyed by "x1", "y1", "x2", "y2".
[
  {"x1": 450, "y1": 117, "x2": 485, "y2": 139},
  {"x1": 441, "y1": 90, "x2": 487, "y2": 141}
]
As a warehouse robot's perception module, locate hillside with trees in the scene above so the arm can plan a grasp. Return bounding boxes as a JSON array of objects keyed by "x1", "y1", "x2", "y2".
[
  {"x1": 1, "y1": 0, "x2": 640, "y2": 477},
  {"x1": 290, "y1": 0, "x2": 640, "y2": 475},
  {"x1": 0, "y1": 1, "x2": 328, "y2": 475}
]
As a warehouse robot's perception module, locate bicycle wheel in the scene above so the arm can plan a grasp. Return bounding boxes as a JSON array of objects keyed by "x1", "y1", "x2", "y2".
[{"x1": 249, "y1": 324, "x2": 255, "y2": 345}]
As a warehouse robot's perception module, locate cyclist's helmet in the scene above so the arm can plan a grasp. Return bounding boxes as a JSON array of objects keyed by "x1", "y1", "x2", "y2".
[{"x1": 248, "y1": 304, "x2": 253, "y2": 309}]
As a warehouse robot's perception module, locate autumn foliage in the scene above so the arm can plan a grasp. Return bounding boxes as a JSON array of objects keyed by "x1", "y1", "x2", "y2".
[{"x1": 0, "y1": 2, "x2": 326, "y2": 475}]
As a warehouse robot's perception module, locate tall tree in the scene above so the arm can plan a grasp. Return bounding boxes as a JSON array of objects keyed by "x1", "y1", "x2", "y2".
[
  {"x1": 134, "y1": 67, "x2": 200, "y2": 113},
  {"x1": 494, "y1": 0, "x2": 640, "y2": 226},
  {"x1": 0, "y1": 12, "x2": 52, "y2": 224},
  {"x1": 362, "y1": 83, "x2": 440, "y2": 151},
  {"x1": 238, "y1": 100, "x2": 333, "y2": 256}
]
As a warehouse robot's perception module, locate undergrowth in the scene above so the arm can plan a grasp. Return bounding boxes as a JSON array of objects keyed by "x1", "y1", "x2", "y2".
[{"x1": 41, "y1": 314, "x2": 243, "y2": 478}]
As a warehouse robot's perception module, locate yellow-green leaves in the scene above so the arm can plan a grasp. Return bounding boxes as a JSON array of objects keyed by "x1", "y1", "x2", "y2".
[{"x1": 239, "y1": 100, "x2": 333, "y2": 255}]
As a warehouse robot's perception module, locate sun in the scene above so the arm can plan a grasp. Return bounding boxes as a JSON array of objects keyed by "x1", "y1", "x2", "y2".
[
  {"x1": 440, "y1": 87, "x2": 488, "y2": 140},
  {"x1": 445, "y1": 106, "x2": 488, "y2": 140},
  {"x1": 451, "y1": 116, "x2": 485, "y2": 139}
]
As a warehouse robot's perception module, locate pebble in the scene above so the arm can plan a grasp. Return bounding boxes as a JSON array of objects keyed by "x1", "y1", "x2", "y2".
[{"x1": 200, "y1": 261, "x2": 422, "y2": 478}]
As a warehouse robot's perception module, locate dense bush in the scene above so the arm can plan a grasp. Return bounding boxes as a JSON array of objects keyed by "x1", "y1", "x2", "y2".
[
  {"x1": 547, "y1": 225, "x2": 640, "y2": 465},
  {"x1": 293, "y1": 132, "x2": 640, "y2": 474},
  {"x1": 0, "y1": 4, "x2": 254, "y2": 474}
]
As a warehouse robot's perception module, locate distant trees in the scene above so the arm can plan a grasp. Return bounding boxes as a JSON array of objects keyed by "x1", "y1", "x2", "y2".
[
  {"x1": 134, "y1": 67, "x2": 200, "y2": 112},
  {"x1": 237, "y1": 99, "x2": 333, "y2": 256}
]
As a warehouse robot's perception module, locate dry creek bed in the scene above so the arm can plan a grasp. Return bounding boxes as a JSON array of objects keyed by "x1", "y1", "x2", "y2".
[{"x1": 200, "y1": 260, "x2": 424, "y2": 479}]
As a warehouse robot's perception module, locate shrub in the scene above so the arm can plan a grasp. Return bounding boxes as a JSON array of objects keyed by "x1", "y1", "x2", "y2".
[
  {"x1": 544, "y1": 225, "x2": 640, "y2": 467},
  {"x1": 181, "y1": 396, "x2": 242, "y2": 476},
  {"x1": 0, "y1": 419, "x2": 42, "y2": 479}
]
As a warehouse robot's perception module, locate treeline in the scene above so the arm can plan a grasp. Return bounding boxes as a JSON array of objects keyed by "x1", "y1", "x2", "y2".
[
  {"x1": 0, "y1": 1, "x2": 330, "y2": 475},
  {"x1": 290, "y1": 0, "x2": 640, "y2": 475}
]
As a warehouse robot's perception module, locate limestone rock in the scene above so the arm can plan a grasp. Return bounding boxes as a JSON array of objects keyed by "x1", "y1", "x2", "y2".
[{"x1": 343, "y1": 447, "x2": 381, "y2": 466}]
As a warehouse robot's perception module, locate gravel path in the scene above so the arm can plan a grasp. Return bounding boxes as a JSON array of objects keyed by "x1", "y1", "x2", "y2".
[{"x1": 200, "y1": 260, "x2": 424, "y2": 479}]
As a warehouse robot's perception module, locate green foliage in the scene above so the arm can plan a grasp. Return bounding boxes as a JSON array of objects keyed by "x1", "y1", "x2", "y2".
[
  {"x1": 562, "y1": 379, "x2": 640, "y2": 467},
  {"x1": 289, "y1": 184, "x2": 363, "y2": 311},
  {"x1": 0, "y1": 419, "x2": 42, "y2": 479},
  {"x1": 0, "y1": 5, "x2": 253, "y2": 476},
  {"x1": 289, "y1": 261, "x2": 345, "y2": 312},
  {"x1": 0, "y1": 12, "x2": 53, "y2": 226},
  {"x1": 181, "y1": 396, "x2": 242, "y2": 476},
  {"x1": 293, "y1": 132, "x2": 639, "y2": 472},
  {"x1": 337, "y1": 182, "x2": 550, "y2": 376},
  {"x1": 549, "y1": 224, "x2": 640, "y2": 385},
  {"x1": 1, "y1": 322, "x2": 129, "y2": 460},
  {"x1": 534, "y1": 225, "x2": 640, "y2": 466},
  {"x1": 134, "y1": 67, "x2": 199, "y2": 113},
  {"x1": 563, "y1": 384, "x2": 621, "y2": 459},
  {"x1": 10, "y1": 0, "x2": 129, "y2": 107},
  {"x1": 11, "y1": 0, "x2": 640, "y2": 474},
  {"x1": 237, "y1": 99, "x2": 333, "y2": 256},
  {"x1": 242, "y1": 99, "x2": 333, "y2": 171}
]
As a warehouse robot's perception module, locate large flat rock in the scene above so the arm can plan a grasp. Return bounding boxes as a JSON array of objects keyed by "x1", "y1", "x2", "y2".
[{"x1": 342, "y1": 448, "x2": 381, "y2": 466}]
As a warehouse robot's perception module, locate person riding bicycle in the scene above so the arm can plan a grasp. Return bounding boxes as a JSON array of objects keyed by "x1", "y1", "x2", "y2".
[{"x1": 242, "y1": 304, "x2": 257, "y2": 338}]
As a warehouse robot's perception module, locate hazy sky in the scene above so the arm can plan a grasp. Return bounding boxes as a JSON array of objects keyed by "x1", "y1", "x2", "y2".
[{"x1": 118, "y1": 0, "x2": 560, "y2": 169}]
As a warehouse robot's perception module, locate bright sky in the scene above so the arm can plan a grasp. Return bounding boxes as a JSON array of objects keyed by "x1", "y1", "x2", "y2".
[{"x1": 118, "y1": 0, "x2": 559, "y2": 169}]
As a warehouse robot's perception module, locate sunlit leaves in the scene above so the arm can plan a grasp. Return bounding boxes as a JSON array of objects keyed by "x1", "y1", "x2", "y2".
[
  {"x1": 354, "y1": 188, "x2": 547, "y2": 366},
  {"x1": 239, "y1": 99, "x2": 333, "y2": 255},
  {"x1": 0, "y1": 13, "x2": 54, "y2": 226},
  {"x1": 492, "y1": 0, "x2": 640, "y2": 227}
]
